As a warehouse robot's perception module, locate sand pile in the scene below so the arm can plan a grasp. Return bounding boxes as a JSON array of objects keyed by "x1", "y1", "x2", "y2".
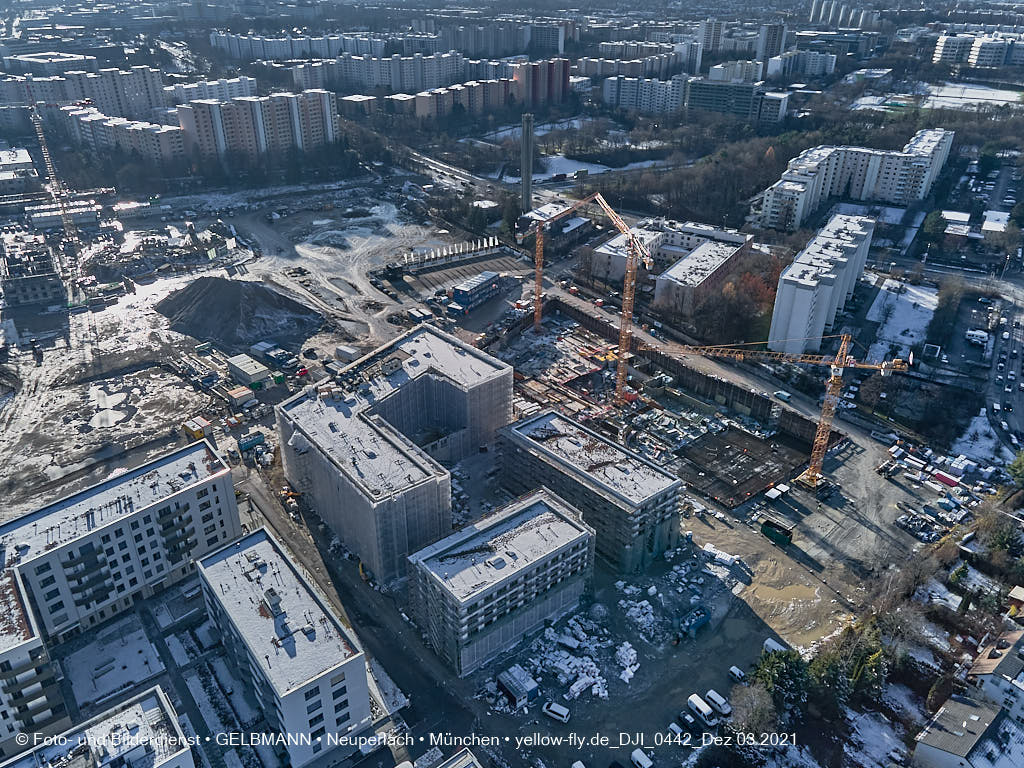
[{"x1": 156, "y1": 277, "x2": 322, "y2": 350}]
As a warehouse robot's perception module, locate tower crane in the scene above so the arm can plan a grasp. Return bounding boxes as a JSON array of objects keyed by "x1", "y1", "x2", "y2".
[
  {"x1": 527, "y1": 191, "x2": 651, "y2": 403},
  {"x1": 26, "y1": 95, "x2": 81, "y2": 273},
  {"x1": 669, "y1": 334, "x2": 910, "y2": 488}
]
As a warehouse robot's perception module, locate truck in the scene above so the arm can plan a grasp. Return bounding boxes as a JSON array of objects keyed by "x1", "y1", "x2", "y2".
[
  {"x1": 758, "y1": 511, "x2": 795, "y2": 545},
  {"x1": 237, "y1": 431, "x2": 266, "y2": 452}
]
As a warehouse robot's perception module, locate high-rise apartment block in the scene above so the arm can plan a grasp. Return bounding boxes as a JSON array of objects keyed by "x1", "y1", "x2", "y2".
[
  {"x1": 0, "y1": 440, "x2": 241, "y2": 644},
  {"x1": 767, "y1": 214, "x2": 874, "y2": 354},
  {"x1": 408, "y1": 489, "x2": 595, "y2": 676},
  {"x1": 210, "y1": 31, "x2": 388, "y2": 60},
  {"x1": 766, "y1": 50, "x2": 837, "y2": 79},
  {"x1": 933, "y1": 32, "x2": 1024, "y2": 68},
  {"x1": 164, "y1": 75, "x2": 257, "y2": 105},
  {"x1": 756, "y1": 23, "x2": 789, "y2": 61},
  {"x1": 177, "y1": 90, "x2": 338, "y2": 163},
  {"x1": 276, "y1": 325, "x2": 513, "y2": 583},
  {"x1": 198, "y1": 529, "x2": 372, "y2": 768},
  {"x1": 758, "y1": 129, "x2": 954, "y2": 231},
  {"x1": 1, "y1": 66, "x2": 164, "y2": 120},
  {"x1": 290, "y1": 51, "x2": 465, "y2": 93},
  {"x1": 497, "y1": 410, "x2": 682, "y2": 572},
  {"x1": 602, "y1": 73, "x2": 787, "y2": 123}
]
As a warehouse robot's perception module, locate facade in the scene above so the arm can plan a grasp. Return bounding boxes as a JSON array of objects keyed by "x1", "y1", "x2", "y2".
[
  {"x1": 290, "y1": 51, "x2": 466, "y2": 93},
  {"x1": 276, "y1": 325, "x2": 513, "y2": 582},
  {"x1": 59, "y1": 105, "x2": 186, "y2": 166},
  {"x1": 756, "y1": 24, "x2": 788, "y2": 62},
  {"x1": 602, "y1": 74, "x2": 786, "y2": 123},
  {"x1": 767, "y1": 214, "x2": 874, "y2": 354},
  {"x1": 497, "y1": 410, "x2": 682, "y2": 572},
  {"x1": 163, "y1": 75, "x2": 257, "y2": 105},
  {"x1": 0, "y1": 686, "x2": 191, "y2": 768},
  {"x1": 0, "y1": 570, "x2": 69, "y2": 758},
  {"x1": 408, "y1": 489, "x2": 595, "y2": 676},
  {"x1": 2, "y1": 51, "x2": 98, "y2": 75},
  {"x1": 0, "y1": 440, "x2": 241, "y2": 643},
  {"x1": 913, "y1": 696, "x2": 1024, "y2": 768},
  {"x1": 577, "y1": 52, "x2": 684, "y2": 80},
  {"x1": 758, "y1": 129, "x2": 954, "y2": 231},
  {"x1": 967, "y1": 629, "x2": 1024, "y2": 723},
  {"x1": 766, "y1": 50, "x2": 837, "y2": 79},
  {"x1": 708, "y1": 60, "x2": 763, "y2": 83},
  {"x1": 210, "y1": 31, "x2": 388, "y2": 60},
  {"x1": 1, "y1": 67, "x2": 165, "y2": 121},
  {"x1": 932, "y1": 33, "x2": 1024, "y2": 68},
  {"x1": 178, "y1": 90, "x2": 338, "y2": 163},
  {"x1": 198, "y1": 529, "x2": 372, "y2": 768}
]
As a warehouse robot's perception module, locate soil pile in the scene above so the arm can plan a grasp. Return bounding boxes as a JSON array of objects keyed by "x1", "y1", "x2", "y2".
[{"x1": 156, "y1": 277, "x2": 322, "y2": 350}]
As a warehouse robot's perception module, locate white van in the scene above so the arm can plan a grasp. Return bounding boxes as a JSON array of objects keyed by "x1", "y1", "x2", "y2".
[
  {"x1": 542, "y1": 701, "x2": 570, "y2": 723},
  {"x1": 728, "y1": 666, "x2": 747, "y2": 683},
  {"x1": 705, "y1": 689, "x2": 732, "y2": 716},
  {"x1": 763, "y1": 638, "x2": 788, "y2": 654},
  {"x1": 687, "y1": 694, "x2": 719, "y2": 727},
  {"x1": 571, "y1": 762, "x2": 587, "y2": 768},
  {"x1": 630, "y1": 749, "x2": 653, "y2": 768}
]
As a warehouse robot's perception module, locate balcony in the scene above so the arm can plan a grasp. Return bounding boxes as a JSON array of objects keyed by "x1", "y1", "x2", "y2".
[
  {"x1": 60, "y1": 547, "x2": 102, "y2": 568},
  {"x1": 0, "y1": 651, "x2": 49, "y2": 678},
  {"x1": 20, "y1": 707, "x2": 67, "y2": 732},
  {"x1": 163, "y1": 526, "x2": 196, "y2": 549},
  {"x1": 73, "y1": 586, "x2": 111, "y2": 608},
  {"x1": 68, "y1": 570, "x2": 112, "y2": 594},
  {"x1": 5, "y1": 673, "x2": 56, "y2": 704}
]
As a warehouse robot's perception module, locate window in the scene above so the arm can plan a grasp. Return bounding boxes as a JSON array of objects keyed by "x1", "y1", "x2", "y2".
[
  {"x1": 39, "y1": 575, "x2": 56, "y2": 588},
  {"x1": 134, "y1": 534, "x2": 143, "y2": 543},
  {"x1": 105, "y1": 547, "x2": 115, "y2": 557},
  {"x1": 198, "y1": 488, "x2": 208, "y2": 498},
  {"x1": 121, "y1": 555, "x2": 130, "y2": 564},
  {"x1": 116, "y1": 585, "x2": 126, "y2": 593},
  {"x1": 308, "y1": 713, "x2": 324, "y2": 727},
  {"x1": 202, "y1": 512, "x2": 214, "y2": 523},
  {"x1": 35, "y1": 563, "x2": 51, "y2": 575},
  {"x1": 333, "y1": 686, "x2": 347, "y2": 699},
  {"x1": 44, "y1": 588, "x2": 59, "y2": 601},
  {"x1": 129, "y1": 577, "x2": 138, "y2": 587},
  {"x1": 334, "y1": 700, "x2": 348, "y2": 713},
  {"x1": 101, "y1": 534, "x2": 111, "y2": 544},
  {"x1": 336, "y1": 711, "x2": 350, "y2": 724},
  {"x1": 143, "y1": 515, "x2": 152, "y2": 524},
  {"x1": 130, "y1": 521, "x2": 140, "y2": 531},
  {"x1": 115, "y1": 529, "x2": 124, "y2": 538},
  {"x1": 199, "y1": 501, "x2": 211, "y2": 511},
  {"x1": 311, "y1": 727, "x2": 325, "y2": 740},
  {"x1": 126, "y1": 566, "x2": 134, "y2": 575},
  {"x1": 306, "y1": 700, "x2": 322, "y2": 714},
  {"x1": 304, "y1": 687, "x2": 320, "y2": 701},
  {"x1": 330, "y1": 672, "x2": 345, "y2": 686},
  {"x1": 206, "y1": 537, "x2": 219, "y2": 547},
  {"x1": 48, "y1": 600, "x2": 64, "y2": 613},
  {"x1": 146, "y1": 528, "x2": 154, "y2": 537},
  {"x1": 118, "y1": 542, "x2": 128, "y2": 551},
  {"x1": 204, "y1": 524, "x2": 216, "y2": 535},
  {"x1": 141, "y1": 557, "x2": 149, "y2": 566},
  {"x1": 144, "y1": 570, "x2": 152, "y2": 579},
  {"x1": 312, "y1": 742, "x2": 322, "y2": 754}
]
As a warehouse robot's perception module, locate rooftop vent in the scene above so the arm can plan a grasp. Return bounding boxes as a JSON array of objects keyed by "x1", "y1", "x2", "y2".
[{"x1": 263, "y1": 587, "x2": 284, "y2": 616}]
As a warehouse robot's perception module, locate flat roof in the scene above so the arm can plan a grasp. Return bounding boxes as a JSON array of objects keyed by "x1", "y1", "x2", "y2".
[
  {"x1": 431, "y1": 749, "x2": 486, "y2": 768},
  {"x1": 505, "y1": 410, "x2": 679, "y2": 507},
  {"x1": 278, "y1": 324, "x2": 510, "y2": 502},
  {"x1": 658, "y1": 240, "x2": 739, "y2": 287},
  {"x1": 198, "y1": 528, "x2": 360, "y2": 695},
  {"x1": 0, "y1": 441, "x2": 229, "y2": 565},
  {"x1": 915, "y1": 696, "x2": 1001, "y2": 758},
  {"x1": 1, "y1": 686, "x2": 188, "y2": 768},
  {"x1": 0, "y1": 148, "x2": 32, "y2": 170},
  {"x1": 0, "y1": 569, "x2": 34, "y2": 653},
  {"x1": 227, "y1": 353, "x2": 270, "y2": 376},
  {"x1": 411, "y1": 490, "x2": 591, "y2": 602}
]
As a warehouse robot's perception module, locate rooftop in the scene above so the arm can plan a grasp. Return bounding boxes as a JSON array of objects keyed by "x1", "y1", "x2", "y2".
[
  {"x1": 658, "y1": 240, "x2": 739, "y2": 287},
  {"x1": 278, "y1": 325, "x2": 510, "y2": 502},
  {"x1": 198, "y1": 528, "x2": 360, "y2": 695},
  {"x1": 431, "y1": 749, "x2": 486, "y2": 768},
  {"x1": 969, "y1": 629, "x2": 1024, "y2": 677},
  {"x1": 410, "y1": 490, "x2": 591, "y2": 602},
  {"x1": 0, "y1": 148, "x2": 32, "y2": 171},
  {"x1": 0, "y1": 569, "x2": 34, "y2": 652},
  {"x1": 0, "y1": 441, "x2": 229, "y2": 565},
  {"x1": 1, "y1": 686, "x2": 188, "y2": 768},
  {"x1": 505, "y1": 410, "x2": 680, "y2": 507},
  {"x1": 915, "y1": 695, "x2": 1024, "y2": 768}
]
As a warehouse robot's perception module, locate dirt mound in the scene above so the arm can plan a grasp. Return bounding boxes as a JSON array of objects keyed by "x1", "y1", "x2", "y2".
[{"x1": 156, "y1": 277, "x2": 322, "y2": 351}]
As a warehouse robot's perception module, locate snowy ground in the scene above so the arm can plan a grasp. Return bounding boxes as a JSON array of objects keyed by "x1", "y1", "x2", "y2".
[
  {"x1": 498, "y1": 155, "x2": 667, "y2": 182},
  {"x1": 64, "y1": 615, "x2": 166, "y2": 708},
  {"x1": 210, "y1": 655, "x2": 262, "y2": 727},
  {"x1": 914, "y1": 576, "x2": 962, "y2": 612},
  {"x1": 924, "y1": 82, "x2": 1024, "y2": 110},
  {"x1": 950, "y1": 409, "x2": 1014, "y2": 464},
  {"x1": 482, "y1": 117, "x2": 588, "y2": 141},
  {"x1": 865, "y1": 279, "x2": 937, "y2": 361},
  {"x1": 844, "y1": 710, "x2": 906, "y2": 768}
]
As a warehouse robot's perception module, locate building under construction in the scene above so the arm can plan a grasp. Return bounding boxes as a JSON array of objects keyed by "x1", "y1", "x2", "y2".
[
  {"x1": 408, "y1": 489, "x2": 595, "y2": 676},
  {"x1": 0, "y1": 231, "x2": 65, "y2": 306},
  {"x1": 276, "y1": 324, "x2": 514, "y2": 583},
  {"x1": 497, "y1": 409, "x2": 682, "y2": 572}
]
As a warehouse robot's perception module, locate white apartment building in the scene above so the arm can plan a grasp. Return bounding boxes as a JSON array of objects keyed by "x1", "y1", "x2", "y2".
[
  {"x1": 163, "y1": 75, "x2": 257, "y2": 105},
  {"x1": 498, "y1": 410, "x2": 682, "y2": 573},
  {"x1": 758, "y1": 129, "x2": 954, "y2": 231},
  {"x1": 210, "y1": 31, "x2": 387, "y2": 60},
  {"x1": 765, "y1": 50, "x2": 836, "y2": 79},
  {"x1": 933, "y1": 32, "x2": 1024, "y2": 68},
  {"x1": 601, "y1": 74, "x2": 688, "y2": 114},
  {"x1": 198, "y1": 529, "x2": 372, "y2": 768},
  {"x1": 0, "y1": 440, "x2": 241, "y2": 643},
  {"x1": 408, "y1": 489, "x2": 595, "y2": 676},
  {"x1": 767, "y1": 214, "x2": 874, "y2": 354},
  {"x1": 967, "y1": 629, "x2": 1024, "y2": 724},
  {"x1": 277, "y1": 325, "x2": 513, "y2": 583},
  {"x1": 0, "y1": 570, "x2": 69, "y2": 758},
  {"x1": 291, "y1": 51, "x2": 466, "y2": 93},
  {"x1": 0, "y1": 686, "x2": 193, "y2": 768}
]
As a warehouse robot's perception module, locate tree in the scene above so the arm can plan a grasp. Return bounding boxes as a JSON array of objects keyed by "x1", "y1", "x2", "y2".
[
  {"x1": 922, "y1": 210, "x2": 946, "y2": 242},
  {"x1": 859, "y1": 373, "x2": 887, "y2": 414},
  {"x1": 753, "y1": 650, "x2": 810, "y2": 723},
  {"x1": 926, "y1": 674, "x2": 955, "y2": 712},
  {"x1": 729, "y1": 682, "x2": 779, "y2": 736},
  {"x1": 1009, "y1": 450, "x2": 1024, "y2": 487},
  {"x1": 808, "y1": 650, "x2": 851, "y2": 720}
]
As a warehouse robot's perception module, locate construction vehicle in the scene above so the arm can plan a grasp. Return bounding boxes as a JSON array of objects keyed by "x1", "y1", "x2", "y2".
[
  {"x1": 528, "y1": 192, "x2": 651, "y2": 403},
  {"x1": 757, "y1": 510, "x2": 795, "y2": 546}
]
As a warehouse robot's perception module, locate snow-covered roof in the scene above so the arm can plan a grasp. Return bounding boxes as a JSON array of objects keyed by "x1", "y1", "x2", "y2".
[
  {"x1": 410, "y1": 489, "x2": 592, "y2": 602},
  {"x1": 0, "y1": 569, "x2": 34, "y2": 653},
  {"x1": 503, "y1": 410, "x2": 680, "y2": 508},
  {"x1": 983, "y1": 210, "x2": 1010, "y2": 233},
  {"x1": 657, "y1": 240, "x2": 738, "y2": 287},
  {"x1": 0, "y1": 441, "x2": 229, "y2": 565},
  {"x1": 198, "y1": 528, "x2": 360, "y2": 696},
  {"x1": 1, "y1": 686, "x2": 188, "y2": 768},
  {"x1": 432, "y1": 748, "x2": 486, "y2": 768},
  {"x1": 277, "y1": 324, "x2": 510, "y2": 502},
  {"x1": 915, "y1": 696, "x2": 1004, "y2": 759}
]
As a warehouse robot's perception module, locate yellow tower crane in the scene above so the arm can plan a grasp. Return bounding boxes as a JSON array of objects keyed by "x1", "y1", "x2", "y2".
[
  {"x1": 670, "y1": 334, "x2": 910, "y2": 487},
  {"x1": 529, "y1": 192, "x2": 651, "y2": 403},
  {"x1": 27, "y1": 96, "x2": 80, "y2": 273}
]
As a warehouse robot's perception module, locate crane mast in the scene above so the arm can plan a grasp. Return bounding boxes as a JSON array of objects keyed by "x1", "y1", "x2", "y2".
[{"x1": 29, "y1": 102, "x2": 79, "y2": 274}]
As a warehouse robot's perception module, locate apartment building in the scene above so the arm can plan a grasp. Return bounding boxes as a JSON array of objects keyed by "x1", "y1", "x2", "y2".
[
  {"x1": 177, "y1": 90, "x2": 338, "y2": 163},
  {"x1": 408, "y1": 489, "x2": 595, "y2": 676},
  {"x1": 1, "y1": 66, "x2": 164, "y2": 121},
  {"x1": 290, "y1": 51, "x2": 465, "y2": 93},
  {"x1": 766, "y1": 50, "x2": 837, "y2": 79},
  {"x1": 210, "y1": 31, "x2": 387, "y2": 60},
  {"x1": 577, "y1": 52, "x2": 683, "y2": 80},
  {"x1": 601, "y1": 74, "x2": 688, "y2": 115},
  {"x1": 699, "y1": 19, "x2": 726, "y2": 52},
  {"x1": 497, "y1": 411, "x2": 681, "y2": 573},
  {"x1": 967, "y1": 629, "x2": 1024, "y2": 723},
  {"x1": 511, "y1": 58, "x2": 570, "y2": 108},
  {"x1": 933, "y1": 32, "x2": 1024, "y2": 68},
  {"x1": 277, "y1": 325, "x2": 513, "y2": 583},
  {"x1": 602, "y1": 73, "x2": 786, "y2": 123},
  {"x1": 708, "y1": 60, "x2": 763, "y2": 83},
  {"x1": 198, "y1": 529, "x2": 372, "y2": 768},
  {"x1": 913, "y1": 696, "x2": 1024, "y2": 768},
  {"x1": 0, "y1": 440, "x2": 241, "y2": 643},
  {"x1": 163, "y1": 75, "x2": 257, "y2": 105},
  {"x1": 2, "y1": 51, "x2": 98, "y2": 75},
  {"x1": 0, "y1": 569, "x2": 69, "y2": 758},
  {"x1": 758, "y1": 128, "x2": 954, "y2": 231},
  {"x1": 0, "y1": 686, "x2": 190, "y2": 768},
  {"x1": 60, "y1": 105, "x2": 185, "y2": 165},
  {"x1": 756, "y1": 24, "x2": 788, "y2": 61},
  {"x1": 767, "y1": 214, "x2": 874, "y2": 354}
]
